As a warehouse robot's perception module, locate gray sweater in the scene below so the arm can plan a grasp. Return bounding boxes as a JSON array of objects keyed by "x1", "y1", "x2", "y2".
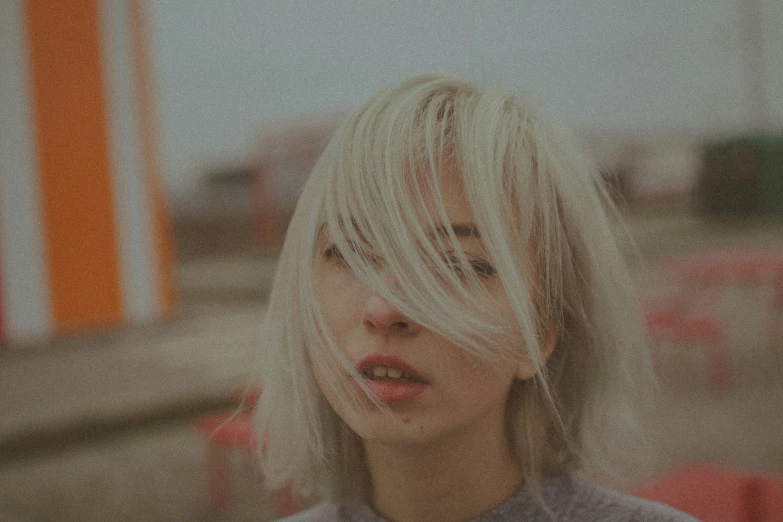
[{"x1": 279, "y1": 475, "x2": 697, "y2": 522}]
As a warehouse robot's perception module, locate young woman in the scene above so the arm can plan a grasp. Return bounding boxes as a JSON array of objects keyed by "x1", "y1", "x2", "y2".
[{"x1": 253, "y1": 75, "x2": 695, "y2": 521}]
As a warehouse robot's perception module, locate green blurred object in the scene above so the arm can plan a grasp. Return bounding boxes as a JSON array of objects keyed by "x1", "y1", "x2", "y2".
[{"x1": 698, "y1": 135, "x2": 783, "y2": 215}]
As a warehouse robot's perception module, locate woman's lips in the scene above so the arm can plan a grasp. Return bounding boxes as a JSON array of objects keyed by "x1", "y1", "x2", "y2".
[
  {"x1": 355, "y1": 354, "x2": 431, "y2": 402},
  {"x1": 360, "y1": 380, "x2": 429, "y2": 402}
]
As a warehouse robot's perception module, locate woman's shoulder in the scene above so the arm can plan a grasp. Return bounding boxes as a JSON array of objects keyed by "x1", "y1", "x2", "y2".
[
  {"x1": 276, "y1": 504, "x2": 340, "y2": 522},
  {"x1": 561, "y1": 476, "x2": 699, "y2": 522}
]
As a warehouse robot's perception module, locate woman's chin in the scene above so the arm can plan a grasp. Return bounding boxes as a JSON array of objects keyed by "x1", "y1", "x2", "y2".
[{"x1": 352, "y1": 413, "x2": 451, "y2": 449}]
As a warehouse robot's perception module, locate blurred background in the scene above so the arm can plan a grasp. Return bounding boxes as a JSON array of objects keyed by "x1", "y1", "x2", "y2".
[{"x1": 1, "y1": 1, "x2": 782, "y2": 520}]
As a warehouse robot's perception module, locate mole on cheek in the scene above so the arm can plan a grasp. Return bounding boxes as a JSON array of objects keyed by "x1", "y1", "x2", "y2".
[{"x1": 401, "y1": 416, "x2": 410, "y2": 424}]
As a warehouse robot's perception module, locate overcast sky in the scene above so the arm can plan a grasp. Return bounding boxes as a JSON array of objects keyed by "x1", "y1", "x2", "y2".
[{"x1": 149, "y1": 1, "x2": 782, "y2": 196}]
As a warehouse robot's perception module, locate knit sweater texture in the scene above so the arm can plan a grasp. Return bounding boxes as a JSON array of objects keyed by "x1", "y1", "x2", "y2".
[{"x1": 279, "y1": 475, "x2": 696, "y2": 522}]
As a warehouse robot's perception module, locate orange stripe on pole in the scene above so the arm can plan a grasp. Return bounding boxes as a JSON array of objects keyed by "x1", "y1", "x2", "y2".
[
  {"x1": 129, "y1": 0, "x2": 177, "y2": 317},
  {"x1": 25, "y1": 0, "x2": 123, "y2": 332}
]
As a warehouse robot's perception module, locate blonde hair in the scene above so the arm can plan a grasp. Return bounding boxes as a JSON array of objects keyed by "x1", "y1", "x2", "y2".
[{"x1": 253, "y1": 74, "x2": 650, "y2": 502}]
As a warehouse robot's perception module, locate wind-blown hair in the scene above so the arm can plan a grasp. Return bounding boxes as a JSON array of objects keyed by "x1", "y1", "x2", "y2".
[{"x1": 253, "y1": 75, "x2": 650, "y2": 502}]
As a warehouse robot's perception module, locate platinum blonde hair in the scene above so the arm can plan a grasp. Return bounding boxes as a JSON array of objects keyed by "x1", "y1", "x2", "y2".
[{"x1": 253, "y1": 75, "x2": 650, "y2": 502}]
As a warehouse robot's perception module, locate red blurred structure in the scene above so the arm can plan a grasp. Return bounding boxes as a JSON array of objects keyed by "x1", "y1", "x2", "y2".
[
  {"x1": 194, "y1": 387, "x2": 301, "y2": 518},
  {"x1": 757, "y1": 475, "x2": 783, "y2": 522},
  {"x1": 660, "y1": 249, "x2": 783, "y2": 350},
  {"x1": 645, "y1": 248, "x2": 783, "y2": 392},
  {"x1": 631, "y1": 462, "x2": 783, "y2": 522},
  {"x1": 644, "y1": 296, "x2": 732, "y2": 391}
]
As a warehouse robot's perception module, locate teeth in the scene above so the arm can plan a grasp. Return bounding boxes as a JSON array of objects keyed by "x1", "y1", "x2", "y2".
[{"x1": 363, "y1": 366, "x2": 416, "y2": 382}]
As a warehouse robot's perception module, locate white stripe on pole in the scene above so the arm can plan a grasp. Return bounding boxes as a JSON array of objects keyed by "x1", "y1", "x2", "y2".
[
  {"x1": 0, "y1": 0, "x2": 52, "y2": 340},
  {"x1": 101, "y1": 0, "x2": 159, "y2": 323}
]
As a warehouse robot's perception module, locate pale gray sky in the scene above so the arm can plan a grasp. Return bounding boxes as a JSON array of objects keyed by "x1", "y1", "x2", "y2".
[{"x1": 149, "y1": 1, "x2": 782, "y2": 197}]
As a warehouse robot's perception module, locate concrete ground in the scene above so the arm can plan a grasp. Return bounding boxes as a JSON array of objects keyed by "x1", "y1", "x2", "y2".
[{"x1": 1, "y1": 210, "x2": 782, "y2": 521}]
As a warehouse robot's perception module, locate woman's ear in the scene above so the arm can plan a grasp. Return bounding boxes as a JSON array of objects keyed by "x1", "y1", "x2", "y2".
[{"x1": 514, "y1": 323, "x2": 557, "y2": 381}]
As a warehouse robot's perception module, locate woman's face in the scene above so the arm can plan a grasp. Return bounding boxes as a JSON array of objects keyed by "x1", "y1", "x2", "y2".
[{"x1": 312, "y1": 166, "x2": 524, "y2": 449}]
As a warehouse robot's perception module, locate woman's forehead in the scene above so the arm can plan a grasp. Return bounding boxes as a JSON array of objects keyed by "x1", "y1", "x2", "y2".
[{"x1": 397, "y1": 152, "x2": 475, "y2": 226}]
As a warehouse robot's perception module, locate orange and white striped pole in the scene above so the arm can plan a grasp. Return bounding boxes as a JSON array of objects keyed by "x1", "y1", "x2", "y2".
[{"x1": 0, "y1": 0, "x2": 177, "y2": 343}]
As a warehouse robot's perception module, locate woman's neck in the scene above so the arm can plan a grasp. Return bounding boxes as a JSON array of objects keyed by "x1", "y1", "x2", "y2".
[{"x1": 363, "y1": 411, "x2": 522, "y2": 522}]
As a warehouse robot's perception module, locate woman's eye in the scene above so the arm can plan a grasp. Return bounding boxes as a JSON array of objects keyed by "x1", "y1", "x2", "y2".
[
  {"x1": 323, "y1": 243, "x2": 382, "y2": 267},
  {"x1": 323, "y1": 244, "x2": 347, "y2": 264},
  {"x1": 469, "y1": 259, "x2": 497, "y2": 277},
  {"x1": 444, "y1": 255, "x2": 496, "y2": 278}
]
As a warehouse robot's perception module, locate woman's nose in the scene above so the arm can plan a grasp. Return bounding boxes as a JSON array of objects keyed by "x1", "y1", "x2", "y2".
[{"x1": 363, "y1": 270, "x2": 421, "y2": 335}]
